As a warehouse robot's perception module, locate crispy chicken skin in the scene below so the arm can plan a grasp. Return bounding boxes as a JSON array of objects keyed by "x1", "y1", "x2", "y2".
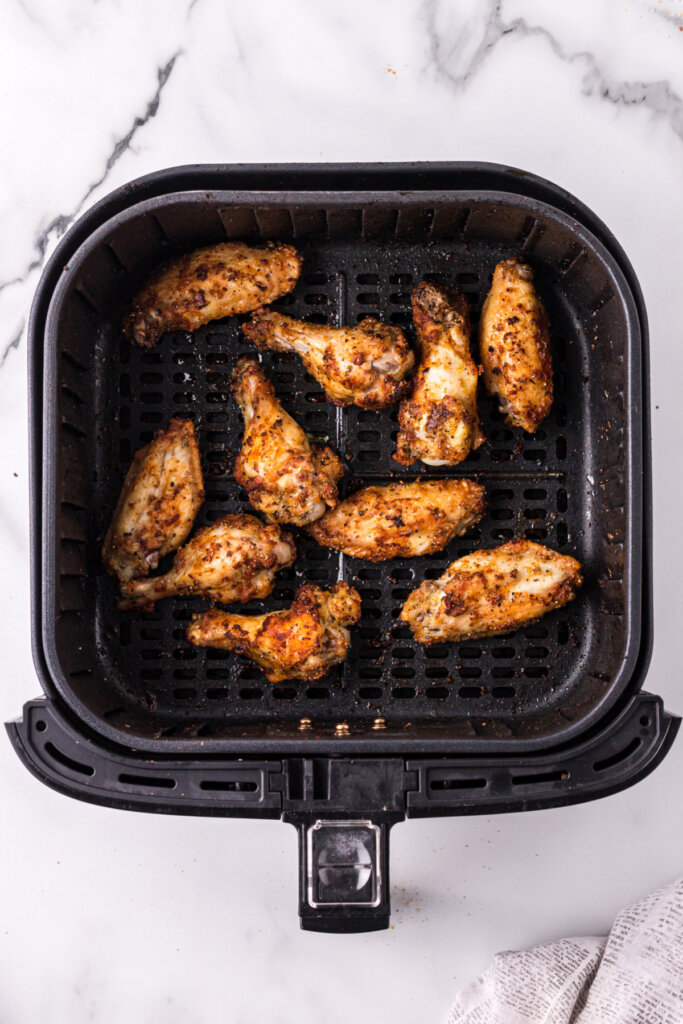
[
  {"x1": 124, "y1": 242, "x2": 303, "y2": 348},
  {"x1": 395, "y1": 283, "x2": 484, "y2": 466},
  {"x1": 400, "y1": 539, "x2": 582, "y2": 644},
  {"x1": 479, "y1": 259, "x2": 553, "y2": 432},
  {"x1": 242, "y1": 309, "x2": 414, "y2": 409},
  {"x1": 187, "y1": 582, "x2": 362, "y2": 683},
  {"x1": 102, "y1": 418, "x2": 204, "y2": 583},
  {"x1": 119, "y1": 513, "x2": 295, "y2": 611},
  {"x1": 231, "y1": 358, "x2": 344, "y2": 526},
  {"x1": 307, "y1": 479, "x2": 486, "y2": 561}
]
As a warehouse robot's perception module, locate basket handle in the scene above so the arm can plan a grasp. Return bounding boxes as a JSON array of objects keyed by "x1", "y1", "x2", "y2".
[{"x1": 294, "y1": 817, "x2": 392, "y2": 933}]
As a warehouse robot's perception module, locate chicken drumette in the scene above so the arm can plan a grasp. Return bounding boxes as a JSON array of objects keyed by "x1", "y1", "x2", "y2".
[
  {"x1": 479, "y1": 258, "x2": 553, "y2": 432},
  {"x1": 124, "y1": 241, "x2": 302, "y2": 348},
  {"x1": 102, "y1": 418, "x2": 204, "y2": 583},
  {"x1": 187, "y1": 582, "x2": 362, "y2": 683},
  {"x1": 242, "y1": 309, "x2": 414, "y2": 409},
  {"x1": 394, "y1": 282, "x2": 484, "y2": 466},
  {"x1": 400, "y1": 539, "x2": 582, "y2": 644},
  {"x1": 232, "y1": 358, "x2": 344, "y2": 526},
  {"x1": 307, "y1": 479, "x2": 486, "y2": 561},
  {"x1": 119, "y1": 514, "x2": 295, "y2": 611}
]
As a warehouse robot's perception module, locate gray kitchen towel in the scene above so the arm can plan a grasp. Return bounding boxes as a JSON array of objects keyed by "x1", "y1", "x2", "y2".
[{"x1": 449, "y1": 878, "x2": 682, "y2": 1023}]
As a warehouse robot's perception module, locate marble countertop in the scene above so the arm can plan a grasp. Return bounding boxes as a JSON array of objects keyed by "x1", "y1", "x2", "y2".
[{"x1": 1, "y1": 1, "x2": 682, "y2": 1021}]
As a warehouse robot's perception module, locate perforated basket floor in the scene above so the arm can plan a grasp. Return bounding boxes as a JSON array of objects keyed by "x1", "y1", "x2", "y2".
[{"x1": 42, "y1": 190, "x2": 642, "y2": 751}]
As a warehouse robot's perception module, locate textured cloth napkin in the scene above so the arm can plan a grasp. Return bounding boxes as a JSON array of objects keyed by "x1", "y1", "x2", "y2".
[{"x1": 449, "y1": 878, "x2": 682, "y2": 1024}]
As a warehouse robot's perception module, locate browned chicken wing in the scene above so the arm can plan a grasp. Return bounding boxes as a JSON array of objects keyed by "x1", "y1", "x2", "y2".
[
  {"x1": 119, "y1": 513, "x2": 295, "y2": 611},
  {"x1": 232, "y1": 358, "x2": 344, "y2": 526},
  {"x1": 102, "y1": 418, "x2": 204, "y2": 583},
  {"x1": 242, "y1": 309, "x2": 414, "y2": 409},
  {"x1": 187, "y1": 582, "x2": 362, "y2": 683},
  {"x1": 395, "y1": 282, "x2": 484, "y2": 466},
  {"x1": 400, "y1": 539, "x2": 582, "y2": 644},
  {"x1": 479, "y1": 259, "x2": 553, "y2": 432},
  {"x1": 124, "y1": 242, "x2": 303, "y2": 348},
  {"x1": 307, "y1": 479, "x2": 486, "y2": 561}
]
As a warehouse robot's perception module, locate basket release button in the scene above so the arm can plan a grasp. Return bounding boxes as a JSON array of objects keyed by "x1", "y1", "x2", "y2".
[{"x1": 306, "y1": 820, "x2": 381, "y2": 908}]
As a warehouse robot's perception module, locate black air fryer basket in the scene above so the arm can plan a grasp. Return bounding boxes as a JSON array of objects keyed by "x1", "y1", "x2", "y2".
[{"x1": 10, "y1": 163, "x2": 678, "y2": 932}]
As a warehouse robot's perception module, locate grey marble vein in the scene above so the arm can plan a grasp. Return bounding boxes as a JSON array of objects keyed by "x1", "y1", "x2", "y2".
[
  {"x1": 424, "y1": 0, "x2": 683, "y2": 142},
  {"x1": 652, "y1": 5, "x2": 683, "y2": 29},
  {"x1": 1, "y1": 324, "x2": 24, "y2": 367},
  {"x1": 0, "y1": 49, "x2": 182, "y2": 362}
]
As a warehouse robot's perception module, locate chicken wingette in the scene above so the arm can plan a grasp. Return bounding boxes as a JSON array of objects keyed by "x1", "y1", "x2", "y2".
[
  {"x1": 187, "y1": 582, "x2": 362, "y2": 683},
  {"x1": 399, "y1": 539, "x2": 582, "y2": 644},
  {"x1": 242, "y1": 309, "x2": 414, "y2": 409},
  {"x1": 102, "y1": 418, "x2": 204, "y2": 583},
  {"x1": 231, "y1": 358, "x2": 344, "y2": 526},
  {"x1": 118, "y1": 514, "x2": 295, "y2": 611},
  {"x1": 395, "y1": 282, "x2": 484, "y2": 465},
  {"x1": 307, "y1": 479, "x2": 486, "y2": 561},
  {"x1": 124, "y1": 241, "x2": 302, "y2": 348},
  {"x1": 479, "y1": 258, "x2": 553, "y2": 432}
]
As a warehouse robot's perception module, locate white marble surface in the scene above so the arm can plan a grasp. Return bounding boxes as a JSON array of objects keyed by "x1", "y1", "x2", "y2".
[{"x1": 1, "y1": 1, "x2": 682, "y2": 1021}]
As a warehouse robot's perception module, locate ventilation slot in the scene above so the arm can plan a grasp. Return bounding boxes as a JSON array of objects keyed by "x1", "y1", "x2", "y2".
[
  {"x1": 206, "y1": 687, "x2": 228, "y2": 700},
  {"x1": 458, "y1": 686, "x2": 483, "y2": 698},
  {"x1": 45, "y1": 743, "x2": 94, "y2": 777},
  {"x1": 173, "y1": 688, "x2": 197, "y2": 700},
  {"x1": 594, "y1": 738, "x2": 641, "y2": 773},
  {"x1": 119, "y1": 773, "x2": 176, "y2": 789},
  {"x1": 358, "y1": 686, "x2": 382, "y2": 700},
  {"x1": 239, "y1": 687, "x2": 263, "y2": 700},
  {"x1": 199, "y1": 779, "x2": 258, "y2": 792},
  {"x1": 511, "y1": 769, "x2": 568, "y2": 786},
  {"x1": 430, "y1": 777, "x2": 487, "y2": 791},
  {"x1": 273, "y1": 687, "x2": 297, "y2": 700}
]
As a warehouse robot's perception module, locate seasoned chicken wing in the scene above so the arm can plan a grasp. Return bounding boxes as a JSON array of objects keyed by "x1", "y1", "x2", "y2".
[
  {"x1": 119, "y1": 513, "x2": 295, "y2": 611},
  {"x1": 124, "y1": 242, "x2": 302, "y2": 348},
  {"x1": 395, "y1": 282, "x2": 484, "y2": 465},
  {"x1": 232, "y1": 358, "x2": 344, "y2": 526},
  {"x1": 479, "y1": 258, "x2": 553, "y2": 432},
  {"x1": 307, "y1": 479, "x2": 486, "y2": 561},
  {"x1": 242, "y1": 309, "x2": 414, "y2": 409},
  {"x1": 187, "y1": 582, "x2": 362, "y2": 683},
  {"x1": 102, "y1": 418, "x2": 204, "y2": 583},
  {"x1": 400, "y1": 539, "x2": 582, "y2": 644}
]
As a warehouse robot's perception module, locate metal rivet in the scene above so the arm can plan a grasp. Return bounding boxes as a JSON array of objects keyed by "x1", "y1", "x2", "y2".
[
  {"x1": 335, "y1": 722, "x2": 350, "y2": 735},
  {"x1": 372, "y1": 717, "x2": 386, "y2": 730},
  {"x1": 299, "y1": 717, "x2": 311, "y2": 730}
]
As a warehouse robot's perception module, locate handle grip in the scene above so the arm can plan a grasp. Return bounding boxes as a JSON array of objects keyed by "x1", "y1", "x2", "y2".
[{"x1": 296, "y1": 818, "x2": 392, "y2": 933}]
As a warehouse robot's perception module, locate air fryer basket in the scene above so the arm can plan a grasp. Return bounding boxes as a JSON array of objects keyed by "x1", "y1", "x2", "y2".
[
  {"x1": 43, "y1": 189, "x2": 640, "y2": 752},
  {"x1": 13, "y1": 164, "x2": 676, "y2": 932}
]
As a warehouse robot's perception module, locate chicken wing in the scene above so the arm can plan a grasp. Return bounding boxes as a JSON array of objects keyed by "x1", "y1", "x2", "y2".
[
  {"x1": 395, "y1": 282, "x2": 484, "y2": 465},
  {"x1": 119, "y1": 513, "x2": 295, "y2": 611},
  {"x1": 102, "y1": 418, "x2": 204, "y2": 583},
  {"x1": 124, "y1": 241, "x2": 303, "y2": 348},
  {"x1": 399, "y1": 539, "x2": 582, "y2": 644},
  {"x1": 307, "y1": 479, "x2": 486, "y2": 561},
  {"x1": 242, "y1": 309, "x2": 414, "y2": 409},
  {"x1": 232, "y1": 358, "x2": 344, "y2": 526},
  {"x1": 187, "y1": 582, "x2": 362, "y2": 683},
  {"x1": 479, "y1": 258, "x2": 553, "y2": 432}
]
